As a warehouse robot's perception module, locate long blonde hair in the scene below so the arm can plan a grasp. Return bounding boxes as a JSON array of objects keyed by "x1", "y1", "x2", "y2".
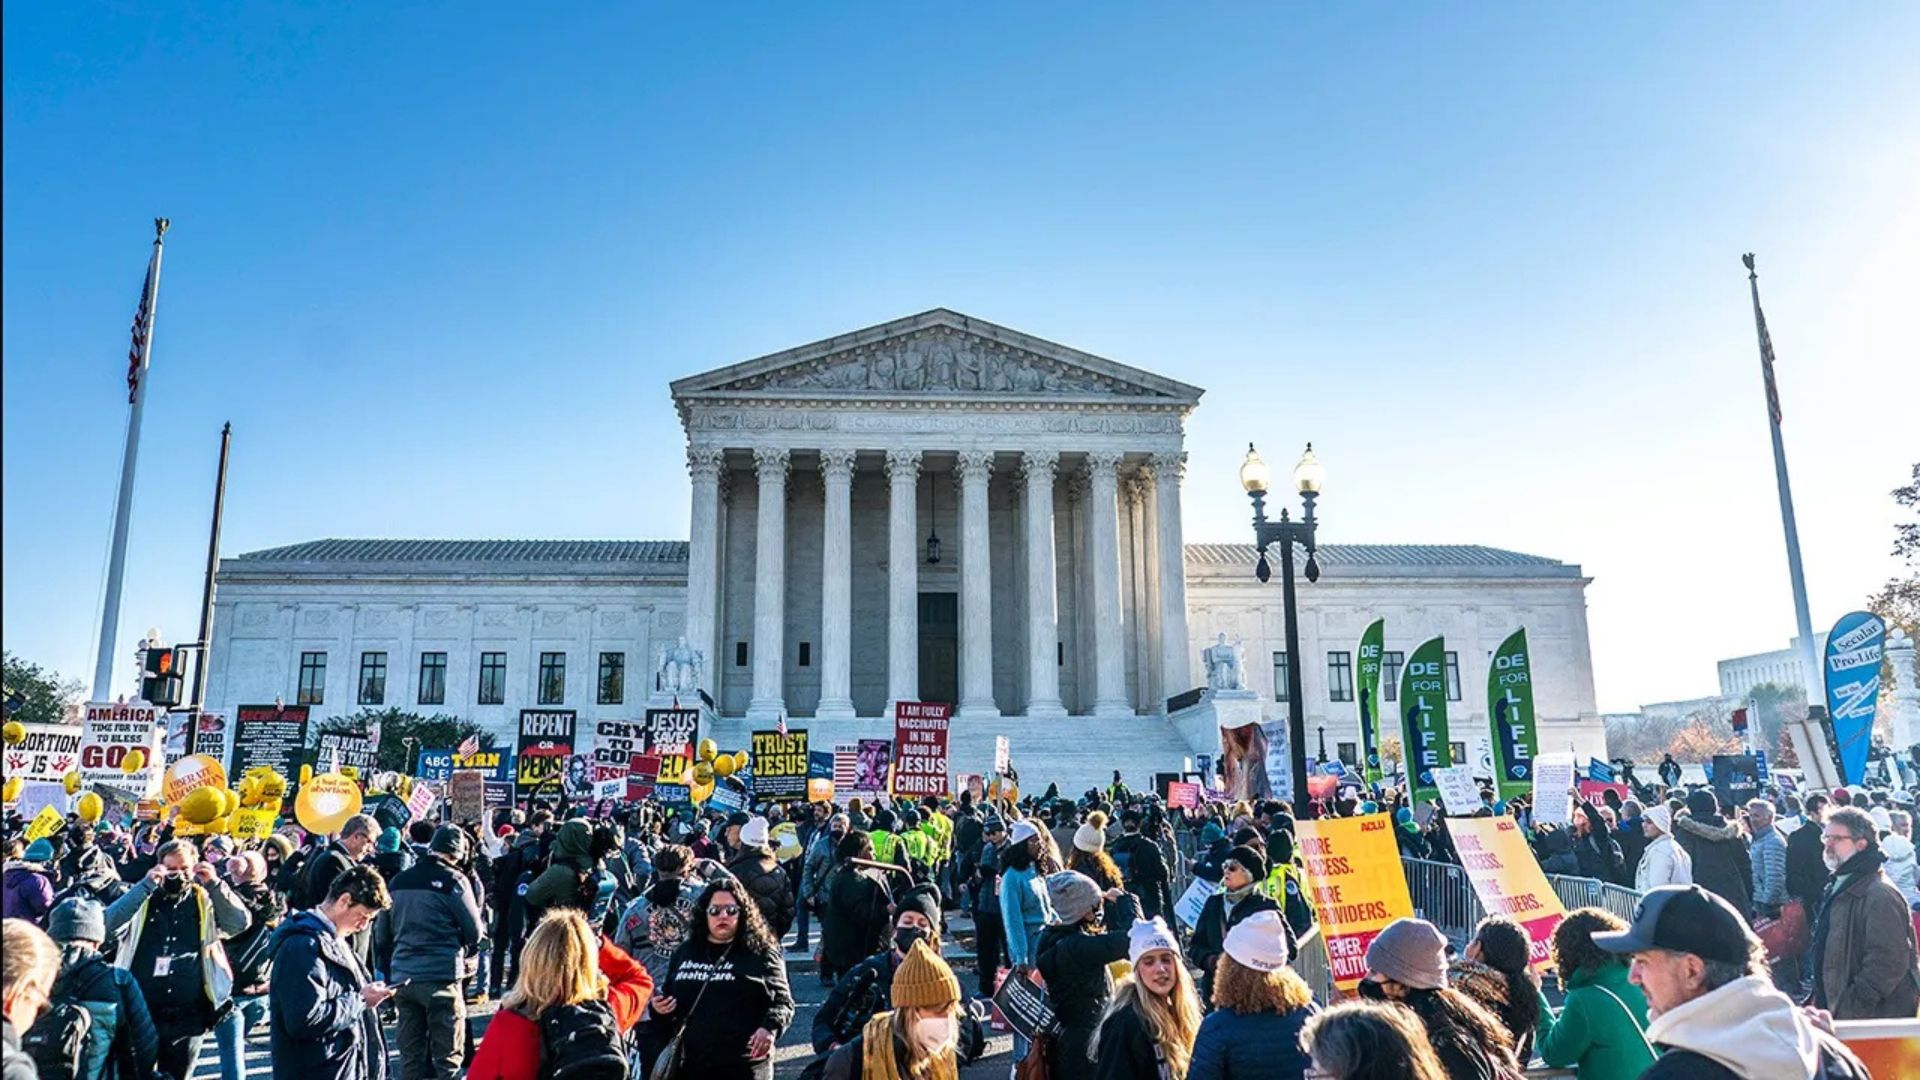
[
  {"x1": 503, "y1": 909, "x2": 607, "y2": 1020},
  {"x1": 1101, "y1": 959, "x2": 1203, "y2": 1079}
]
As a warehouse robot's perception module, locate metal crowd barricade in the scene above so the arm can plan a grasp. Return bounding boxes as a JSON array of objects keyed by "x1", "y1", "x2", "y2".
[{"x1": 1400, "y1": 857, "x2": 1646, "y2": 941}]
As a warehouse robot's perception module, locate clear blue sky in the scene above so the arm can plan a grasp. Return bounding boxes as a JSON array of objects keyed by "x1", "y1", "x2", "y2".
[{"x1": 5, "y1": 4, "x2": 1915, "y2": 711}]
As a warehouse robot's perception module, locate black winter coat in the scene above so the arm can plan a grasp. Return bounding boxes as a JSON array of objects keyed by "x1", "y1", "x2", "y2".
[
  {"x1": 725, "y1": 848, "x2": 796, "y2": 938},
  {"x1": 1186, "y1": 890, "x2": 1280, "y2": 997},
  {"x1": 1093, "y1": 1002, "x2": 1161, "y2": 1080},
  {"x1": 658, "y1": 937, "x2": 794, "y2": 1080},
  {"x1": 1035, "y1": 893, "x2": 1141, "y2": 1080},
  {"x1": 1674, "y1": 813, "x2": 1753, "y2": 919},
  {"x1": 43, "y1": 946, "x2": 159, "y2": 1080},
  {"x1": 818, "y1": 865, "x2": 890, "y2": 974},
  {"x1": 1786, "y1": 818, "x2": 1831, "y2": 908},
  {"x1": 267, "y1": 911, "x2": 387, "y2": 1080}
]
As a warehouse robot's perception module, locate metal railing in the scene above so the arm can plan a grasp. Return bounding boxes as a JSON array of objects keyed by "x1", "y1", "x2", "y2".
[{"x1": 1401, "y1": 856, "x2": 1646, "y2": 940}]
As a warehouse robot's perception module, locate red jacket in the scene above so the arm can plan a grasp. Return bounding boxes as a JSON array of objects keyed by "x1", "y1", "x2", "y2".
[{"x1": 469, "y1": 939, "x2": 654, "y2": 1080}]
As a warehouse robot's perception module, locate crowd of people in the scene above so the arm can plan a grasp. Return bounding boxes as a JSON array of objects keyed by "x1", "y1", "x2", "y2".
[{"x1": 2, "y1": 759, "x2": 1918, "y2": 1080}]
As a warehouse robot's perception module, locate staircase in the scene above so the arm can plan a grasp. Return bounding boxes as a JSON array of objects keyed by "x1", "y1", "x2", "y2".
[{"x1": 702, "y1": 714, "x2": 1209, "y2": 798}]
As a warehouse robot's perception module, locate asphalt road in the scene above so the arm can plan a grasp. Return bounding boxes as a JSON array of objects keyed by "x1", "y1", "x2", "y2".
[{"x1": 773, "y1": 954, "x2": 1015, "y2": 1079}]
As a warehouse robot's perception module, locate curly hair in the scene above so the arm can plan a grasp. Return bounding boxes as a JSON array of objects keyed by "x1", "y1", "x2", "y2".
[
  {"x1": 688, "y1": 877, "x2": 778, "y2": 956},
  {"x1": 1551, "y1": 907, "x2": 1629, "y2": 984},
  {"x1": 1067, "y1": 847, "x2": 1123, "y2": 890},
  {"x1": 1210, "y1": 953, "x2": 1313, "y2": 1015}
]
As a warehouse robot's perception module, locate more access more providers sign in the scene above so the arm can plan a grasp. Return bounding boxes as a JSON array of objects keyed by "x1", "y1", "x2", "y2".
[{"x1": 892, "y1": 702, "x2": 950, "y2": 798}]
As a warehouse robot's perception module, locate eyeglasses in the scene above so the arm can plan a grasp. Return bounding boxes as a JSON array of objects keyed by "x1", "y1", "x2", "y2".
[
  {"x1": 1820, "y1": 832, "x2": 1861, "y2": 845},
  {"x1": 707, "y1": 904, "x2": 741, "y2": 917}
]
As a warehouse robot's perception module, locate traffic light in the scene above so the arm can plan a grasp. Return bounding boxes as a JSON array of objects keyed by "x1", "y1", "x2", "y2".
[{"x1": 142, "y1": 645, "x2": 183, "y2": 707}]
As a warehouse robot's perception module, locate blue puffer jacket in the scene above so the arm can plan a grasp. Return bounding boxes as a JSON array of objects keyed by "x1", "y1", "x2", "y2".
[{"x1": 1187, "y1": 1001, "x2": 1316, "y2": 1080}]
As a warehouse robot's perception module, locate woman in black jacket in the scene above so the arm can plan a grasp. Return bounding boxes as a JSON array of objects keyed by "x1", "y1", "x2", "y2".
[
  {"x1": 1185, "y1": 846, "x2": 1281, "y2": 1004},
  {"x1": 817, "y1": 832, "x2": 893, "y2": 983},
  {"x1": 653, "y1": 878, "x2": 794, "y2": 1080},
  {"x1": 1095, "y1": 917, "x2": 1201, "y2": 1080},
  {"x1": 1035, "y1": 871, "x2": 1142, "y2": 1080}
]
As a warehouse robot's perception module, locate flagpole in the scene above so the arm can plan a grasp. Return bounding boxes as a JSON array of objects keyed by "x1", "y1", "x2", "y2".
[
  {"x1": 91, "y1": 218, "x2": 170, "y2": 701},
  {"x1": 1743, "y1": 254, "x2": 1821, "y2": 700}
]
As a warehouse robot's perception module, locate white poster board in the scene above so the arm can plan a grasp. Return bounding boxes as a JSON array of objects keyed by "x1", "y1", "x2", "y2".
[
  {"x1": 1531, "y1": 754, "x2": 1577, "y2": 826},
  {"x1": 1433, "y1": 765, "x2": 1482, "y2": 816},
  {"x1": 1174, "y1": 876, "x2": 1217, "y2": 928}
]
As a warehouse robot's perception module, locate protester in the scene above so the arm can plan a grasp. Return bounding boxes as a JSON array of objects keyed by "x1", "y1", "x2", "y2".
[
  {"x1": 819, "y1": 832, "x2": 893, "y2": 985},
  {"x1": 652, "y1": 878, "x2": 794, "y2": 1080},
  {"x1": 1449, "y1": 917, "x2": 1540, "y2": 1062},
  {"x1": 812, "y1": 886, "x2": 957, "y2": 1053},
  {"x1": 1744, "y1": 799, "x2": 1789, "y2": 918},
  {"x1": 1112, "y1": 810, "x2": 1174, "y2": 923},
  {"x1": 725, "y1": 816, "x2": 797, "y2": 941},
  {"x1": 103, "y1": 838, "x2": 251, "y2": 1080},
  {"x1": 1593, "y1": 884, "x2": 1869, "y2": 1079},
  {"x1": 1358, "y1": 917, "x2": 1518, "y2": 1080},
  {"x1": 1094, "y1": 917, "x2": 1202, "y2": 1080},
  {"x1": 1673, "y1": 791, "x2": 1752, "y2": 919},
  {"x1": 374, "y1": 826, "x2": 483, "y2": 1080},
  {"x1": 1188, "y1": 910, "x2": 1315, "y2": 1080},
  {"x1": 467, "y1": 909, "x2": 654, "y2": 1080},
  {"x1": 1186, "y1": 846, "x2": 1280, "y2": 1002},
  {"x1": 372, "y1": 828, "x2": 413, "y2": 883},
  {"x1": 1300, "y1": 1001, "x2": 1448, "y2": 1080},
  {"x1": 523, "y1": 819, "x2": 615, "y2": 925},
  {"x1": 1614, "y1": 802, "x2": 1649, "y2": 886},
  {"x1": 966, "y1": 817, "x2": 1007, "y2": 999},
  {"x1": 3, "y1": 839, "x2": 57, "y2": 927},
  {"x1": 488, "y1": 813, "x2": 549, "y2": 996},
  {"x1": 1572, "y1": 801, "x2": 1625, "y2": 883},
  {"x1": 216, "y1": 853, "x2": 284, "y2": 1080},
  {"x1": 1531, "y1": 907, "x2": 1652, "y2": 1080},
  {"x1": 267, "y1": 866, "x2": 394, "y2": 1080},
  {"x1": 819, "y1": 940, "x2": 968, "y2": 1080},
  {"x1": 1635, "y1": 805, "x2": 1692, "y2": 891},
  {"x1": 5, "y1": 918, "x2": 63, "y2": 1080},
  {"x1": 57, "y1": 826, "x2": 122, "y2": 904},
  {"x1": 998, "y1": 820, "x2": 1055, "y2": 978},
  {"x1": 1881, "y1": 808, "x2": 1920, "y2": 907},
  {"x1": 1036, "y1": 871, "x2": 1142, "y2": 1080},
  {"x1": 1810, "y1": 805, "x2": 1920, "y2": 1019},
  {"x1": 30, "y1": 898, "x2": 159, "y2": 1080},
  {"x1": 298, "y1": 814, "x2": 379, "y2": 909},
  {"x1": 799, "y1": 813, "x2": 848, "y2": 960}
]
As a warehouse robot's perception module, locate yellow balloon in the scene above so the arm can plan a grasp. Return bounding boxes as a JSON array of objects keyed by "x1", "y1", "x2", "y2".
[
  {"x1": 178, "y1": 786, "x2": 226, "y2": 825},
  {"x1": 162, "y1": 755, "x2": 226, "y2": 806},
  {"x1": 224, "y1": 787, "x2": 241, "y2": 816},
  {"x1": 697, "y1": 738, "x2": 719, "y2": 763},
  {"x1": 122, "y1": 748, "x2": 148, "y2": 774},
  {"x1": 299, "y1": 764, "x2": 314, "y2": 786},
  {"x1": 2, "y1": 721, "x2": 26, "y2": 746},
  {"x1": 3, "y1": 776, "x2": 23, "y2": 803},
  {"x1": 733, "y1": 750, "x2": 751, "y2": 773},
  {"x1": 713, "y1": 754, "x2": 736, "y2": 778},
  {"x1": 689, "y1": 776, "x2": 715, "y2": 805},
  {"x1": 691, "y1": 761, "x2": 714, "y2": 786},
  {"x1": 64, "y1": 771, "x2": 83, "y2": 795},
  {"x1": 76, "y1": 792, "x2": 104, "y2": 823},
  {"x1": 294, "y1": 773, "x2": 364, "y2": 836}
]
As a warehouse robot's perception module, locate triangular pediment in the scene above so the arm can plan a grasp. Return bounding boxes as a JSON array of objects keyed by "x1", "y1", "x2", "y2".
[{"x1": 671, "y1": 309, "x2": 1203, "y2": 403}]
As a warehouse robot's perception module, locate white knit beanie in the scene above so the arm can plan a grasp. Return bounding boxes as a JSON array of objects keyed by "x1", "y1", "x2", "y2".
[
  {"x1": 1073, "y1": 822, "x2": 1105, "y2": 854},
  {"x1": 1128, "y1": 917, "x2": 1180, "y2": 966}
]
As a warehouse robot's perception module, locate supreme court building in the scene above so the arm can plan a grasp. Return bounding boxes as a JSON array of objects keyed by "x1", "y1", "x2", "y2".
[{"x1": 205, "y1": 310, "x2": 1606, "y2": 784}]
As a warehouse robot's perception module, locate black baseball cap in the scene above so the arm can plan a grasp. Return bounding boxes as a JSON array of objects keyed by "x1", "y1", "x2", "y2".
[{"x1": 1592, "y1": 885, "x2": 1755, "y2": 965}]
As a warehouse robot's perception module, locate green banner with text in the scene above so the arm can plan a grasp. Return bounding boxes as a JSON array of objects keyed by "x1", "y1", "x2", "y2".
[
  {"x1": 1488, "y1": 628, "x2": 1539, "y2": 804},
  {"x1": 1399, "y1": 636, "x2": 1452, "y2": 807},
  {"x1": 1356, "y1": 619, "x2": 1386, "y2": 784}
]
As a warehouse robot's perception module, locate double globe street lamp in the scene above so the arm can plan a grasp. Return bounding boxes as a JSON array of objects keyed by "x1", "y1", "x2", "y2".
[{"x1": 1240, "y1": 442, "x2": 1324, "y2": 818}]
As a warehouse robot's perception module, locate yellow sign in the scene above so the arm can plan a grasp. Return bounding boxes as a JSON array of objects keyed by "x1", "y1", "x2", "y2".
[
  {"x1": 25, "y1": 805, "x2": 65, "y2": 841},
  {"x1": 1294, "y1": 813, "x2": 1416, "y2": 989},
  {"x1": 230, "y1": 808, "x2": 279, "y2": 840},
  {"x1": 1448, "y1": 816, "x2": 1566, "y2": 971},
  {"x1": 294, "y1": 772, "x2": 364, "y2": 835}
]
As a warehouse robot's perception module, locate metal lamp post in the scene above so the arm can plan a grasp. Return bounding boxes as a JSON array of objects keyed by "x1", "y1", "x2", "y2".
[{"x1": 1240, "y1": 442, "x2": 1324, "y2": 818}]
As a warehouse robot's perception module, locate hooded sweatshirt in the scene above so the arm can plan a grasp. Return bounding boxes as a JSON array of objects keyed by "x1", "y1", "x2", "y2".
[
  {"x1": 1641, "y1": 975, "x2": 1862, "y2": 1080},
  {"x1": 522, "y1": 820, "x2": 600, "y2": 916},
  {"x1": 1880, "y1": 832, "x2": 1920, "y2": 906}
]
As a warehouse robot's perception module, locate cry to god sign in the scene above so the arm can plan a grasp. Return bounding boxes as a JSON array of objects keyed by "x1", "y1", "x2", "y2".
[
  {"x1": 1294, "y1": 813, "x2": 1414, "y2": 990},
  {"x1": 1448, "y1": 816, "x2": 1565, "y2": 971}
]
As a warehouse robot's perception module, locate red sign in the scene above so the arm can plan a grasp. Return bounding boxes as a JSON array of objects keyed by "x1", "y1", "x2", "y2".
[
  {"x1": 1166, "y1": 781, "x2": 1201, "y2": 809},
  {"x1": 892, "y1": 702, "x2": 951, "y2": 797},
  {"x1": 627, "y1": 753, "x2": 661, "y2": 801},
  {"x1": 1576, "y1": 779, "x2": 1629, "y2": 802}
]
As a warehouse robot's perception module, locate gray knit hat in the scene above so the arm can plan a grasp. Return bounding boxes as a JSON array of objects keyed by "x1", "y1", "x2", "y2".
[
  {"x1": 1045, "y1": 871, "x2": 1103, "y2": 926},
  {"x1": 1364, "y1": 917, "x2": 1449, "y2": 990},
  {"x1": 49, "y1": 897, "x2": 107, "y2": 944}
]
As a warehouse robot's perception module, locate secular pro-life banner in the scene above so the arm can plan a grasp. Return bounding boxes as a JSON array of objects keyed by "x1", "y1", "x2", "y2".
[
  {"x1": 1397, "y1": 636, "x2": 1452, "y2": 807},
  {"x1": 515, "y1": 709, "x2": 577, "y2": 799},
  {"x1": 1447, "y1": 816, "x2": 1565, "y2": 971},
  {"x1": 752, "y1": 729, "x2": 809, "y2": 800},
  {"x1": 1356, "y1": 619, "x2": 1386, "y2": 784},
  {"x1": 892, "y1": 702, "x2": 950, "y2": 797},
  {"x1": 1823, "y1": 611, "x2": 1887, "y2": 786},
  {"x1": 1488, "y1": 628, "x2": 1539, "y2": 804},
  {"x1": 1294, "y1": 814, "x2": 1415, "y2": 990}
]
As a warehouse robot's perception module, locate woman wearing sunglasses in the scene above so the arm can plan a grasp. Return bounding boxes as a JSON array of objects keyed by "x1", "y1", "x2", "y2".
[{"x1": 652, "y1": 877, "x2": 794, "y2": 1080}]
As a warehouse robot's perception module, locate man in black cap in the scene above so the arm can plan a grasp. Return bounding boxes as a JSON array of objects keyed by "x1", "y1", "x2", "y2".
[
  {"x1": 1593, "y1": 884, "x2": 1868, "y2": 1079},
  {"x1": 373, "y1": 826, "x2": 482, "y2": 1080}
]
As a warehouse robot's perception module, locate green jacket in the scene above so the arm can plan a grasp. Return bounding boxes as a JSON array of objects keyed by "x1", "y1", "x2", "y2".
[{"x1": 1533, "y1": 961, "x2": 1655, "y2": 1080}]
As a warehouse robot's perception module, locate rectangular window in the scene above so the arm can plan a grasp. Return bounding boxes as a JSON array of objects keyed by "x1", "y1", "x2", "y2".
[
  {"x1": 297, "y1": 652, "x2": 327, "y2": 706},
  {"x1": 1444, "y1": 651, "x2": 1462, "y2": 702},
  {"x1": 1327, "y1": 651, "x2": 1354, "y2": 702},
  {"x1": 1382, "y1": 651, "x2": 1404, "y2": 701},
  {"x1": 418, "y1": 652, "x2": 447, "y2": 706},
  {"x1": 538, "y1": 652, "x2": 566, "y2": 705},
  {"x1": 357, "y1": 651, "x2": 387, "y2": 706},
  {"x1": 1271, "y1": 651, "x2": 1290, "y2": 702},
  {"x1": 597, "y1": 652, "x2": 624, "y2": 705},
  {"x1": 735, "y1": 642, "x2": 749, "y2": 667},
  {"x1": 1450, "y1": 740, "x2": 1468, "y2": 766},
  {"x1": 797, "y1": 642, "x2": 811, "y2": 667},
  {"x1": 1337, "y1": 742, "x2": 1358, "y2": 767},
  {"x1": 477, "y1": 652, "x2": 506, "y2": 706}
]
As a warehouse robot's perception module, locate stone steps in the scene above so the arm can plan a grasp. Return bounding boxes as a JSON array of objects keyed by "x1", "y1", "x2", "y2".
[{"x1": 703, "y1": 714, "x2": 1209, "y2": 797}]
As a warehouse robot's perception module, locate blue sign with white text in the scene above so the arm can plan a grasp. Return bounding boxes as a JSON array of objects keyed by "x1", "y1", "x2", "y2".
[{"x1": 1823, "y1": 611, "x2": 1886, "y2": 786}]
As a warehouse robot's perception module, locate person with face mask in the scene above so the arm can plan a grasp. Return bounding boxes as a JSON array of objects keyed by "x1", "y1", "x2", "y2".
[
  {"x1": 102, "y1": 838, "x2": 253, "y2": 1080},
  {"x1": 214, "y1": 853, "x2": 285, "y2": 1080},
  {"x1": 1036, "y1": 870, "x2": 1142, "y2": 1080},
  {"x1": 818, "y1": 939, "x2": 971, "y2": 1080},
  {"x1": 1356, "y1": 918, "x2": 1518, "y2": 1080},
  {"x1": 812, "y1": 886, "x2": 983, "y2": 1057}
]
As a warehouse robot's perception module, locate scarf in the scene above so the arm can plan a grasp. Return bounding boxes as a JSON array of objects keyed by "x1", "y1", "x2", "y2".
[
  {"x1": 860, "y1": 1010, "x2": 958, "y2": 1080},
  {"x1": 1811, "y1": 846, "x2": 1888, "y2": 1005}
]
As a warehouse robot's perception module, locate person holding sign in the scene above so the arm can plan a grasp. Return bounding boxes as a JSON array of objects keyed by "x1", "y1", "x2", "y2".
[{"x1": 1035, "y1": 871, "x2": 1140, "y2": 1080}]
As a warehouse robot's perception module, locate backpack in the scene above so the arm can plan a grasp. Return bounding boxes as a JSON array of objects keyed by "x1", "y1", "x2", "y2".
[
  {"x1": 535, "y1": 999, "x2": 630, "y2": 1080},
  {"x1": 23, "y1": 962, "x2": 116, "y2": 1080}
]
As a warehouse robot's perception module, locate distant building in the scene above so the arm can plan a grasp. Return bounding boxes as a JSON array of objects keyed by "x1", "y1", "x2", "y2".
[{"x1": 1718, "y1": 635, "x2": 1828, "y2": 699}]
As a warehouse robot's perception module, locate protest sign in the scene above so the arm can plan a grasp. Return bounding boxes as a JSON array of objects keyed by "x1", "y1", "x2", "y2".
[
  {"x1": 592, "y1": 774, "x2": 626, "y2": 802},
  {"x1": 448, "y1": 771, "x2": 487, "y2": 823},
  {"x1": 642, "y1": 708, "x2": 699, "y2": 799},
  {"x1": 1576, "y1": 779, "x2": 1629, "y2": 803},
  {"x1": 1447, "y1": 816, "x2": 1566, "y2": 970},
  {"x1": 13, "y1": 782, "x2": 66, "y2": 822},
  {"x1": 483, "y1": 781, "x2": 514, "y2": 812},
  {"x1": 230, "y1": 808, "x2": 278, "y2": 841},
  {"x1": 590, "y1": 718, "x2": 646, "y2": 774},
  {"x1": 709, "y1": 783, "x2": 750, "y2": 815},
  {"x1": 1434, "y1": 765, "x2": 1482, "y2": 816},
  {"x1": 25, "y1": 805, "x2": 66, "y2": 842},
  {"x1": 231, "y1": 705, "x2": 311, "y2": 793},
  {"x1": 1488, "y1": 628, "x2": 1539, "y2": 803},
  {"x1": 1531, "y1": 754, "x2": 1577, "y2": 826},
  {"x1": 808, "y1": 750, "x2": 836, "y2": 803},
  {"x1": 991, "y1": 968, "x2": 1059, "y2": 1040},
  {"x1": 1823, "y1": 610, "x2": 1886, "y2": 785},
  {"x1": 1294, "y1": 814, "x2": 1415, "y2": 990},
  {"x1": 406, "y1": 782, "x2": 438, "y2": 821},
  {"x1": 561, "y1": 754, "x2": 595, "y2": 800},
  {"x1": 3, "y1": 722, "x2": 83, "y2": 783},
  {"x1": 627, "y1": 753, "x2": 661, "y2": 801},
  {"x1": 1397, "y1": 638, "x2": 1453, "y2": 808},
  {"x1": 316, "y1": 729, "x2": 378, "y2": 775},
  {"x1": 752, "y1": 728, "x2": 809, "y2": 800},
  {"x1": 892, "y1": 703, "x2": 950, "y2": 797},
  {"x1": 833, "y1": 742, "x2": 858, "y2": 792},
  {"x1": 1260, "y1": 721, "x2": 1294, "y2": 805},
  {"x1": 853, "y1": 740, "x2": 890, "y2": 794},
  {"x1": 1173, "y1": 877, "x2": 1216, "y2": 927},
  {"x1": 515, "y1": 709, "x2": 577, "y2": 799},
  {"x1": 416, "y1": 748, "x2": 513, "y2": 784},
  {"x1": 994, "y1": 735, "x2": 1010, "y2": 776},
  {"x1": 79, "y1": 702, "x2": 164, "y2": 798},
  {"x1": 1356, "y1": 619, "x2": 1386, "y2": 783},
  {"x1": 1166, "y1": 781, "x2": 1201, "y2": 809}
]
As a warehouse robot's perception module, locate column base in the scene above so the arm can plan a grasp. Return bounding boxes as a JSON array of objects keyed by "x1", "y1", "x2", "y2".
[
  {"x1": 744, "y1": 700, "x2": 788, "y2": 723},
  {"x1": 957, "y1": 702, "x2": 1001, "y2": 721},
  {"x1": 814, "y1": 699, "x2": 857, "y2": 722},
  {"x1": 1091, "y1": 700, "x2": 1135, "y2": 720},
  {"x1": 1024, "y1": 700, "x2": 1068, "y2": 720}
]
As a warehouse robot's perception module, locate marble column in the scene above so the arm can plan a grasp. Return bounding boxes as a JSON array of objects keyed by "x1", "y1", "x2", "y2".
[
  {"x1": 1125, "y1": 475, "x2": 1154, "y2": 711},
  {"x1": 1137, "y1": 466, "x2": 1164, "y2": 711},
  {"x1": 1152, "y1": 452, "x2": 1195, "y2": 700},
  {"x1": 816, "y1": 449, "x2": 857, "y2": 721},
  {"x1": 1021, "y1": 450, "x2": 1067, "y2": 719},
  {"x1": 885, "y1": 449, "x2": 921, "y2": 716},
  {"x1": 683, "y1": 447, "x2": 726, "y2": 701},
  {"x1": 956, "y1": 451, "x2": 999, "y2": 720},
  {"x1": 1084, "y1": 452, "x2": 1132, "y2": 717},
  {"x1": 746, "y1": 448, "x2": 789, "y2": 721}
]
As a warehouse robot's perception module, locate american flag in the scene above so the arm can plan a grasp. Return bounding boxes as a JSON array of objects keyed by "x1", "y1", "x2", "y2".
[
  {"x1": 1756, "y1": 302, "x2": 1783, "y2": 426},
  {"x1": 833, "y1": 742, "x2": 858, "y2": 791},
  {"x1": 127, "y1": 270, "x2": 154, "y2": 403},
  {"x1": 456, "y1": 732, "x2": 481, "y2": 761},
  {"x1": 776, "y1": 711, "x2": 788, "y2": 737}
]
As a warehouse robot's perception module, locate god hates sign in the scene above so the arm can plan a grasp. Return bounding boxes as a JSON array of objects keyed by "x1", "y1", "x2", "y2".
[
  {"x1": 891, "y1": 702, "x2": 950, "y2": 797},
  {"x1": 1293, "y1": 814, "x2": 1414, "y2": 990},
  {"x1": 1448, "y1": 816, "x2": 1565, "y2": 971}
]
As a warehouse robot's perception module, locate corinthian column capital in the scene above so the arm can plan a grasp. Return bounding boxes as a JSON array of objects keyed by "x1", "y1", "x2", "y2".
[
  {"x1": 687, "y1": 447, "x2": 726, "y2": 482},
  {"x1": 819, "y1": 447, "x2": 858, "y2": 481},
  {"x1": 1018, "y1": 449, "x2": 1059, "y2": 485},
  {"x1": 885, "y1": 448, "x2": 921, "y2": 484},
  {"x1": 955, "y1": 450, "x2": 996, "y2": 485},
  {"x1": 753, "y1": 447, "x2": 790, "y2": 483}
]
